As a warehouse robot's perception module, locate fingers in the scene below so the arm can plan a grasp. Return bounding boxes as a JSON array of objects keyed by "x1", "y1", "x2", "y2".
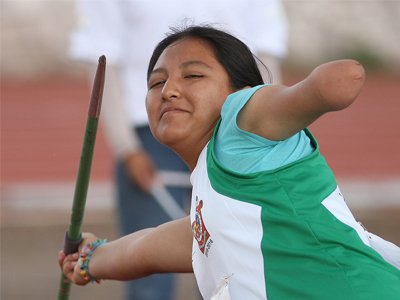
[
  {"x1": 82, "y1": 232, "x2": 97, "y2": 240},
  {"x1": 58, "y1": 250, "x2": 77, "y2": 274},
  {"x1": 59, "y1": 251, "x2": 89, "y2": 285},
  {"x1": 58, "y1": 232, "x2": 99, "y2": 285},
  {"x1": 79, "y1": 233, "x2": 99, "y2": 252},
  {"x1": 58, "y1": 250, "x2": 66, "y2": 268},
  {"x1": 62, "y1": 252, "x2": 79, "y2": 276}
]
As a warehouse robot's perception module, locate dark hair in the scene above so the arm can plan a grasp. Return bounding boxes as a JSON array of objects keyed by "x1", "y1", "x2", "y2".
[{"x1": 147, "y1": 25, "x2": 268, "y2": 90}]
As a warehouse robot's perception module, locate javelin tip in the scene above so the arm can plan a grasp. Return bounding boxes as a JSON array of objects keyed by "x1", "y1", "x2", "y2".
[
  {"x1": 98, "y1": 55, "x2": 106, "y2": 64},
  {"x1": 88, "y1": 55, "x2": 106, "y2": 118}
]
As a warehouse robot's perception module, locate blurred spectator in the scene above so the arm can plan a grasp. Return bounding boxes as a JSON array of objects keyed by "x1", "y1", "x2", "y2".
[{"x1": 69, "y1": 0, "x2": 288, "y2": 299}]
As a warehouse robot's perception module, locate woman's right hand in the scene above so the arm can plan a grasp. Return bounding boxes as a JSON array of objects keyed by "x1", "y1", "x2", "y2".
[
  {"x1": 124, "y1": 150, "x2": 156, "y2": 192},
  {"x1": 58, "y1": 232, "x2": 99, "y2": 285}
]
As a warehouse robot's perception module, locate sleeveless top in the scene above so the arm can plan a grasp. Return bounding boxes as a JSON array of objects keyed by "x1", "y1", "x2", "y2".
[{"x1": 189, "y1": 88, "x2": 400, "y2": 300}]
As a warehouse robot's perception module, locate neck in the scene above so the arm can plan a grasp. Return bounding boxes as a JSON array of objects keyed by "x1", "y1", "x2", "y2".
[{"x1": 170, "y1": 138, "x2": 209, "y2": 171}]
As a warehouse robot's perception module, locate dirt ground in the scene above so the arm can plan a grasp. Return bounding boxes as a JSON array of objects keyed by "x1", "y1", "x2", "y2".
[{"x1": 1, "y1": 72, "x2": 399, "y2": 299}]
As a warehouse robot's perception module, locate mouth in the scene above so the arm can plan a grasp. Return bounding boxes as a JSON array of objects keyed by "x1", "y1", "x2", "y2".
[{"x1": 160, "y1": 107, "x2": 188, "y2": 118}]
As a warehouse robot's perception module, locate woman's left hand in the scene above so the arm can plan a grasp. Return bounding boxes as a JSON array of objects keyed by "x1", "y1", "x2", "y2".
[{"x1": 57, "y1": 232, "x2": 99, "y2": 285}]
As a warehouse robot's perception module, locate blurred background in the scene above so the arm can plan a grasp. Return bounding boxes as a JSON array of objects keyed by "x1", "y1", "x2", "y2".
[{"x1": 1, "y1": 0, "x2": 399, "y2": 299}]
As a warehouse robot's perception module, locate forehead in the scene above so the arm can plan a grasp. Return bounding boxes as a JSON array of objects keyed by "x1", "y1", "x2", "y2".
[{"x1": 154, "y1": 37, "x2": 218, "y2": 69}]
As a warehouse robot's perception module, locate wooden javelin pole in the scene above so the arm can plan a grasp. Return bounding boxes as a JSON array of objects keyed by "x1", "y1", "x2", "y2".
[{"x1": 57, "y1": 55, "x2": 106, "y2": 300}]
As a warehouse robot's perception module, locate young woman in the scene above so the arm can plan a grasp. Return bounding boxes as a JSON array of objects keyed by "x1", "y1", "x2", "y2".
[{"x1": 59, "y1": 25, "x2": 400, "y2": 299}]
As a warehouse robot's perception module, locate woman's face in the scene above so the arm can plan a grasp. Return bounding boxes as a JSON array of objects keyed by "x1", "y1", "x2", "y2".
[{"x1": 146, "y1": 37, "x2": 234, "y2": 152}]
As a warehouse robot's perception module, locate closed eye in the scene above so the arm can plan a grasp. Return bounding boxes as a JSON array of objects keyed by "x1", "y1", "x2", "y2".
[
  {"x1": 148, "y1": 80, "x2": 166, "y2": 89},
  {"x1": 185, "y1": 74, "x2": 204, "y2": 79}
]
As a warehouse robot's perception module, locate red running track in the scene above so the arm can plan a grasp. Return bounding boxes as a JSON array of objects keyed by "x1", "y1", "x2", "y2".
[{"x1": 1, "y1": 73, "x2": 400, "y2": 183}]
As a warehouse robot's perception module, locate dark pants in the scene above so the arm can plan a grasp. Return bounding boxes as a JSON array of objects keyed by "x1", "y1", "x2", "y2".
[{"x1": 116, "y1": 126, "x2": 191, "y2": 300}]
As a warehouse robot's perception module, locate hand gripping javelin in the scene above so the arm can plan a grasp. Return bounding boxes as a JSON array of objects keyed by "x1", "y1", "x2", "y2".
[{"x1": 57, "y1": 55, "x2": 106, "y2": 300}]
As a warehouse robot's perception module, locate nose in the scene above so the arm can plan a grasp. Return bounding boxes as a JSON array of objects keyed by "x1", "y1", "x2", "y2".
[{"x1": 161, "y1": 78, "x2": 180, "y2": 101}]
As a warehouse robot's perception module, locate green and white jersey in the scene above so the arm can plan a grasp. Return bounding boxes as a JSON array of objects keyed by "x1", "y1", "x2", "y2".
[{"x1": 189, "y1": 89, "x2": 400, "y2": 300}]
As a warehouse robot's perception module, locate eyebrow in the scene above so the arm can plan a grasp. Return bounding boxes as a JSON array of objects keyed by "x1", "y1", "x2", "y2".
[
  {"x1": 181, "y1": 60, "x2": 213, "y2": 70},
  {"x1": 149, "y1": 60, "x2": 213, "y2": 78}
]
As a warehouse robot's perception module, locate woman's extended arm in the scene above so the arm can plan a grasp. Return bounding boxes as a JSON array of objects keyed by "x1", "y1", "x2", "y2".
[
  {"x1": 238, "y1": 59, "x2": 365, "y2": 140},
  {"x1": 59, "y1": 216, "x2": 193, "y2": 284}
]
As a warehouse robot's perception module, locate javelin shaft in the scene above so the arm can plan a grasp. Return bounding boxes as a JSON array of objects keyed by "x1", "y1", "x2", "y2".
[{"x1": 58, "y1": 55, "x2": 106, "y2": 300}]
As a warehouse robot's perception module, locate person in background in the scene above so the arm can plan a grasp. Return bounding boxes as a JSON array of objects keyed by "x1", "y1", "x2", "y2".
[{"x1": 69, "y1": 1, "x2": 288, "y2": 299}]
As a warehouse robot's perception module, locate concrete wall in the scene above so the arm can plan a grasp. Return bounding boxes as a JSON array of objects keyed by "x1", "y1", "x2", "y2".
[{"x1": 1, "y1": 0, "x2": 400, "y2": 78}]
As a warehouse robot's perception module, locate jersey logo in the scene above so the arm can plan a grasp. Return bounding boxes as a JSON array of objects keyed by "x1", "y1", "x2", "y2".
[{"x1": 192, "y1": 197, "x2": 211, "y2": 254}]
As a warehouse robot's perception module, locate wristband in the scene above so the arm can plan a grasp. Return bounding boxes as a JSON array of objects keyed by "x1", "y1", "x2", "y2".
[{"x1": 78, "y1": 239, "x2": 107, "y2": 283}]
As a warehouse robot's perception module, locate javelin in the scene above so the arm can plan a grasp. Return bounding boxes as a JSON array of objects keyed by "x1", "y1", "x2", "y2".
[{"x1": 57, "y1": 55, "x2": 106, "y2": 300}]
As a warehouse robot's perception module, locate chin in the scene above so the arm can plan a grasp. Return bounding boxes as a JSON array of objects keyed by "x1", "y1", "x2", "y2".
[{"x1": 155, "y1": 129, "x2": 182, "y2": 146}]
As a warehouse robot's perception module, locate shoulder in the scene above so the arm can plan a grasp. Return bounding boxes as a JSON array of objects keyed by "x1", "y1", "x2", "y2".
[{"x1": 222, "y1": 84, "x2": 271, "y2": 117}]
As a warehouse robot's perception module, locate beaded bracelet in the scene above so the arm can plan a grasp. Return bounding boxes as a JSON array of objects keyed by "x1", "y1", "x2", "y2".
[{"x1": 78, "y1": 238, "x2": 107, "y2": 283}]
